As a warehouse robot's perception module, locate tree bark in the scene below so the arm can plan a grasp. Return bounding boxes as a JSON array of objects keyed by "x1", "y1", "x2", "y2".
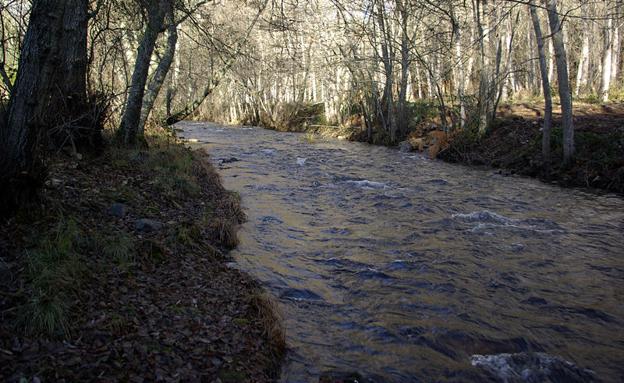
[
  {"x1": 397, "y1": 0, "x2": 410, "y2": 136},
  {"x1": 545, "y1": 0, "x2": 574, "y2": 163},
  {"x1": 376, "y1": 0, "x2": 396, "y2": 142},
  {"x1": 611, "y1": 0, "x2": 622, "y2": 85},
  {"x1": 0, "y1": 0, "x2": 89, "y2": 213},
  {"x1": 600, "y1": 12, "x2": 613, "y2": 102},
  {"x1": 119, "y1": 0, "x2": 168, "y2": 145},
  {"x1": 529, "y1": 0, "x2": 553, "y2": 163},
  {"x1": 575, "y1": 5, "x2": 590, "y2": 97},
  {"x1": 139, "y1": 10, "x2": 178, "y2": 133},
  {"x1": 451, "y1": 9, "x2": 466, "y2": 129}
]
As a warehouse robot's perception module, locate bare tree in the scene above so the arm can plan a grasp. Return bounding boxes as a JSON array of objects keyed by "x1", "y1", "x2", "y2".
[
  {"x1": 529, "y1": 0, "x2": 552, "y2": 163},
  {"x1": 545, "y1": 0, "x2": 574, "y2": 163},
  {"x1": 118, "y1": 0, "x2": 169, "y2": 145}
]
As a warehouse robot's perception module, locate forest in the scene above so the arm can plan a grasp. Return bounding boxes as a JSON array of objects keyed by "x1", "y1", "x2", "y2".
[{"x1": 1, "y1": 0, "x2": 624, "y2": 382}]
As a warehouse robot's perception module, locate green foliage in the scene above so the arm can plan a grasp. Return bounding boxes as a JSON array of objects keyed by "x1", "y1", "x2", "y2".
[
  {"x1": 145, "y1": 148, "x2": 201, "y2": 199},
  {"x1": 175, "y1": 223, "x2": 203, "y2": 246},
  {"x1": 579, "y1": 94, "x2": 601, "y2": 104},
  {"x1": 100, "y1": 231, "x2": 136, "y2": 270},
  {"x1": 407, "y1": 100, "x2": 438, "y2": 123},
  {"x1": 19, "y1": 218, "x2": 87, "y2": 337}
]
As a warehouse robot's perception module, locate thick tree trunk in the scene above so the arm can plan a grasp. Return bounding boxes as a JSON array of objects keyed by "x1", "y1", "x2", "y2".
[
  {"x1": 139, "y1": 11, "x2": 178, "y2": 133},
  {"x1": 529, "y1": 0, "x2": 553, "y2": 163},
  {"x1": 0, "y1": 0, "x2": 88, "y2": 213},
  {"x1": 545, "y1": 0, "x2": 574, "y2": 163},
  {"x1": 119, "y1": 1, "x2": 168, "y2": 145}
]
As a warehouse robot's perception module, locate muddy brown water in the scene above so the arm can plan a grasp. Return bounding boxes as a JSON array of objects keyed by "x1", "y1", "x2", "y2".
[{"x1": 180, "y1": 122, "x2": 624, "y2": 383}]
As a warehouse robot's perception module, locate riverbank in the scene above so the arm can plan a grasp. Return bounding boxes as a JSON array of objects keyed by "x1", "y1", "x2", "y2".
[
  {"x1": 439, "y1": 103, "x2": 624, "y2": 194},
  {"x1": 260, "y1": 102, "x2": 624, "y2": 195},
  {"x1": 0, "y1": 129, "x2": 284, "y2": 382}
]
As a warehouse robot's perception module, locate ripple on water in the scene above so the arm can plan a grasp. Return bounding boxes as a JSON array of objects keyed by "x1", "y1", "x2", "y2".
[
  {"x1": 452, "y1": 210, "x2": 565, "y2": 234},
  {"x1": 180, "y1": 123, "x2": 624, "y2": 383},
  {"x1": 280, "y1": 288, "x2": 324, "y2": 302},
  {"x1": 471, "y1": 352, "x2": 597, "y2": 383}
]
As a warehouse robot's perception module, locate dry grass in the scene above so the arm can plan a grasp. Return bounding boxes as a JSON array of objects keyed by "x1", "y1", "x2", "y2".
[
  {"x1": 248, "y1": 291, "x2": 287, "y2": 359},
  {"x1": 207, "y1": 217, "x2": 240, "y2": 250}
]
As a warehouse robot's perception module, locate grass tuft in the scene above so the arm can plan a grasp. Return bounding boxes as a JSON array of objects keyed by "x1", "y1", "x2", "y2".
[
  {"x1": 248, "y1": 292, "x2": 286, "y2": 358},
  {"x1": 100, "y1": 231, "x2": 136, "y2": 270},
  {"x1": 19, "y1": 218, "x2": 87, "y2": 337}
]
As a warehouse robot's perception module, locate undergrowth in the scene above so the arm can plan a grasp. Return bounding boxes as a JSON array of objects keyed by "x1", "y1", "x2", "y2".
[{"x1": 19, "y1": 218, "x2": 87, "y2": 337}]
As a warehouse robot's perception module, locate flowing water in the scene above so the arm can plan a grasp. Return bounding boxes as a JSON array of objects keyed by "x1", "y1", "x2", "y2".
[{"x1": 180, "y1": 122, "x2": 624, "y2": 383}]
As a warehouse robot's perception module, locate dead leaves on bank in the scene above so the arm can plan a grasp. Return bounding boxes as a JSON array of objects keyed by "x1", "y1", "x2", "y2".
[{"x1": 0, "y1": 135, "x2": 283, "y2": 382}]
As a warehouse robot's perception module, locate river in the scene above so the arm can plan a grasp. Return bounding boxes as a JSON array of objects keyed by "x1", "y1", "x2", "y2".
[{"x1": 180, "y1": 122, "x2": 624, "y2": 383}]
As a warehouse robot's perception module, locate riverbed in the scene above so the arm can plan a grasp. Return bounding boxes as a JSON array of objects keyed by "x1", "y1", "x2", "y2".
[{"x1": 180, "y1": 122, "x2": 624, "y2": 383}]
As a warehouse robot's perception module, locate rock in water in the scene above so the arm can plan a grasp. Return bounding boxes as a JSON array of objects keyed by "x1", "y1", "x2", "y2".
[{"x1": 135, "y1": 219, "x2": 164, "y2": 232}]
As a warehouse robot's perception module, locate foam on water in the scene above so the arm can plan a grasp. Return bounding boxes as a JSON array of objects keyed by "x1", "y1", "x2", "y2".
[
  {"x1": 470, "y1": 352, "x2": 596, "y2": 382},
  {"x1": 344, "y1": 180, "x2": 388, "y2": 189},
  {"x1": 453, "y1": 210, "x2": 564, "y2": 234}
]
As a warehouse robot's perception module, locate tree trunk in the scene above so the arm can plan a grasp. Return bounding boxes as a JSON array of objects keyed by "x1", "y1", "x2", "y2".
[
  {"x1": 376, "y1": 1, "x2": 396, "y2": 142},
  {"x1": 545, "y1": 0, "x2": 574, "y2": 163},
  {"x1": 611, "y1": 1, "x2": 622, "y2": 86},
  {"x1": 601, "y1": 13, "x2": 613, "y2": 102},
  {"x1": 475, "y1": 0, "x2": 495, "y2": 135},
  {"x1": 452, "y1": 9, "x2": 466, "y2": 129},
  {"x1": 529, "y1": 0, "x2": 553, "y2": 163},
  {"x1": 575, "y1": 6, "x2": 590, "y2": 97},
  {"x1": 397, "y1": 0, "x2": 410, "y2": 137},
  {"x1": 139, "y1": 10, "x2": 178, "y2": 133},
  {"x1": 119, "y1": 1, "x2": 168, "y2": 145},
  {"x1": 0, "y1": 0, "x2": 89, "y2": 213}
]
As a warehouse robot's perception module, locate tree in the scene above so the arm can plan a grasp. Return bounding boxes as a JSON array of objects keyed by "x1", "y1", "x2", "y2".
[
  {"x1": 0, "y1": 0, "x2": 89, "y2": 212},
  {"x1": 118, "y1": 0, "x2": 169, "y2": 146},
  {"x1": 545, "y1": 0, "x2": 574, "y2": 163},
  {"x1": 529, "y1": 0, "x2": 553, "y2": 163},
  {"x1": 139, "y1": 8, "x2": 178, "y2": 132}
]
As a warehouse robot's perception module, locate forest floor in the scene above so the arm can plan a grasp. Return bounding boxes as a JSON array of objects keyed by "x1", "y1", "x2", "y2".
[
  {"x1": 0, "y1": 129, "x2": 284, "y2": 382},
  {"x1": 439, "y1": 102, "x2": 624, "y2": 194}
]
